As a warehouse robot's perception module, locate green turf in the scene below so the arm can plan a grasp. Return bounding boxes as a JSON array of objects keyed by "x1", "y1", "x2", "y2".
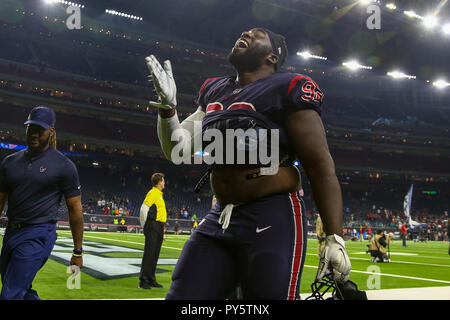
[{"x1": 0, "y1": 229, "x2": 449, "y2": 299}]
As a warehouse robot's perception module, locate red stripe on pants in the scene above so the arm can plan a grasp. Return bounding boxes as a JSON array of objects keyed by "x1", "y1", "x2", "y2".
[{"x1": 287, "y1": 192, "x2": 303, "y2": 300}]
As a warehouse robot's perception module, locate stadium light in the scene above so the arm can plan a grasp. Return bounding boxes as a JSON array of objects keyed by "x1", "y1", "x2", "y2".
[
  {"x1": 105, "y1": 9, "x2": 143, "y2": 21},
  {"x1": 404, "y1": 10, "x2": 423, "y2": 20},
  {"x1": 442, "y1": 23, "x2": 450, "y2": 35},
  {"x1": 386, "y1": 3, "x2": 397, "y2": 10},
  {"x1": 359, "y1": 0, "x2": 379, "y2": 5},
  {"x1": 44, "y1": 0, "x2": 84, "y2": 8},
  {"x1": 432, "y1": 79, "x2": 450, "y2": 89},
  {"x1": 342, "y1": 60, "x2": 372, "y2": 71},
  {"x1": 422, "y1": 15, "x2": 439, "y2": 29},
  {"x1": 296, "y1": 51, "x2": 327, "y2": 60},
  {"x1": 387, "y1": 71, "x2": 416, "y2": 80}
]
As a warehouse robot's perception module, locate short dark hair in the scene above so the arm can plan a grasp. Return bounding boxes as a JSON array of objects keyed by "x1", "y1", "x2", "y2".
[{"x1": 151, "y1": 173, "x2": 165, "y2": 186}]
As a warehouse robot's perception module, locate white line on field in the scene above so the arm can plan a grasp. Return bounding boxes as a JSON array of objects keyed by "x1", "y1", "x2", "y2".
[
  {"x1": 305, "y1": 253, "x2": 450, "y2": 268},
  {"x1": 348, "y1": 255, "x2": 450, "y2": 268},
  {"x1": 59, "y1": 231, "x2": 182, "y2": 251},
  {"x1": 304, "y1": 265, "x2": 450, "y2": 284}
]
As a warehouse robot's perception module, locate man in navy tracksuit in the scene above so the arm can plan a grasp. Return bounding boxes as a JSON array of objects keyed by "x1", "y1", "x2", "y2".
[{"x1": 0, "y1": 106, "x2": 84, "y2": 300}]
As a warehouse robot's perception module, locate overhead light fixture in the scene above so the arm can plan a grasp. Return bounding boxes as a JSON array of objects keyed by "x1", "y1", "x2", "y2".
[
  {"x1": 442, "y1": 23, "x2": 450, "y2": 35},
  {"x1": 423, "y1": 15, "x2": 439, "y2": 29},
  {"x1": 404, "y1": 10, "x2": 422, "y2": 19},
  {"x1": 387, "y1": 71, "x2": 416, "y2": 80},
  {"x1": 44, "y1": 0, "x2": 84, "y2": 8},
  {"x1": 297, "y1": 51, "x2": 327, "y2": 60},
  {"x1": 105, "y1": 9, "x2": 143, "y2": 21},
  {"x1": 342, "y1": 60, "x2": 372, "y2": 70},
  {"x1": 432, "y1": 79, "x2": 450, "y2": 89},
  {"x1": 359, "y1": 0, "x2": 379, "y2": 5},
  {"x1": 386, "y1": 3, "x2": 397, "y2": 10}
]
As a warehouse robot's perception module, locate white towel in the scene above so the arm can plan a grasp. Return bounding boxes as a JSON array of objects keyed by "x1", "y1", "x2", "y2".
[{"x1": 218, "y1": 203, "x2": 234, "y2": 232}]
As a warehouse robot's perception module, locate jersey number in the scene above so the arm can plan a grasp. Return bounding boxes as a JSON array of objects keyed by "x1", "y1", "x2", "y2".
[
  {"x1": 301, "y1": 81, "x2": 324, "y2": 104},
  {"x1": 206, "y1": 102, "x2": 256, "y2": 114}
]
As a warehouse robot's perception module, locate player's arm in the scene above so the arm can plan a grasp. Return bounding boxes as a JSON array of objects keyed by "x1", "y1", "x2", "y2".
[
  {"x1": 145, "y1": 55, "x2": 205, "y2": 162},
  {"x1": 284, "y1": 109, "x2": 351, "y2": 283},
  {"x1": 285, "y1": 109, "x2": 342, "y2": 236},
  {"x1": 66, "y1": 195, "x2": 83, "y2": 269},
  {"x1": 60, "y1": 160, "x2": 83, "y2": 270},
  {"x1": 157, "y1": 106, "x2": 205, "y2": 162}
]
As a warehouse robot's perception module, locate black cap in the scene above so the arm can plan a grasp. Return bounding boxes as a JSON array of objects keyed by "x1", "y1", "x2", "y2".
[
  {"x1": 24, "y1": 106, "x2": 56, "y2": 130},
  {"x1": 261, "y1": 28, "x2": 288, "y2": 71}
]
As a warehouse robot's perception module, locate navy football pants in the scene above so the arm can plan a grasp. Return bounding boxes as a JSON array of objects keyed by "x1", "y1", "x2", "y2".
[
  {"x1": 166, "y1": 192, "x2": 307, "y2": 300},
  {"x1": 0, "y1": 223, "x2": 57, "y2": 300}
]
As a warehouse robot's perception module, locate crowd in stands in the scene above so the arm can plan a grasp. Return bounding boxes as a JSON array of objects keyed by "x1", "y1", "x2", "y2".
[{"x1": 0, "y1": 144, "x2": 447, "y2": 240}]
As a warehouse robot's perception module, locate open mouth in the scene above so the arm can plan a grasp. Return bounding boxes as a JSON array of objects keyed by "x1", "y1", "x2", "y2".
[{"x1": 235, "y1": 39, "x2": 249, "y2": 48}]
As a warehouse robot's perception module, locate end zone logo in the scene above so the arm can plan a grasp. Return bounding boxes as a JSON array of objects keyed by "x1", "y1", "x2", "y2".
[{"x1": 51, "y1": 237, "x2": 178, "y2": 280}]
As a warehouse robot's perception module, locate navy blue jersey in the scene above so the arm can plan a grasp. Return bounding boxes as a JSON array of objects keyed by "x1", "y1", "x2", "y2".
[
  {"x1": 196, "y1": 72, "x2": 324, "y2": 165},
  {"x1": 0, "y1": 147, "x2": 81, "y2": 224}
]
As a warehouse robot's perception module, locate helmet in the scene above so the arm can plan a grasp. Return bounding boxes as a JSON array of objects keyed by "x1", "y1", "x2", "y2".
[{"x1": 305, "y1": 272, "x2": 368, "y2": 300}]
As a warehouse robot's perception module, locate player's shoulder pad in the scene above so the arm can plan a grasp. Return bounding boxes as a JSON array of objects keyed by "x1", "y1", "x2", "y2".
[
  {"x1": 199, "y1": 76, "x2": 226, "y2": 94},
  {"x1": 281, "y1": 72, "x2": 324, "y2": 107},
  {"x1": 281, "y1": 72, "x2": 322, "y2": 94}
]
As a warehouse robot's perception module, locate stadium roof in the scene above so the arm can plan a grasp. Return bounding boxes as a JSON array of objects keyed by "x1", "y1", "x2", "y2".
[
  {"x1": 33, "y1": 0, "x2": 450, "y2": 82},
  {"x1": 9, "y1": 0, "x2": 450, "y2": 84}
]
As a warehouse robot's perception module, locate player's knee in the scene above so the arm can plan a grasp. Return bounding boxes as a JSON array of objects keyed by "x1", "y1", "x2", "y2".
[{"x1": 245, "y1": 253, "x2": 290, "y2": 299}]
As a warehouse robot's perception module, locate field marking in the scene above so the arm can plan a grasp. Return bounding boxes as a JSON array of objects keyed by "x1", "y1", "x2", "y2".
[
  {"x1": 346, "y1": 255, "x2": 450, "y2": 268},
  {"x1": 414, "y1": 255, "x2": 450, "y2": 260},
  {"x1": 58, "y1": 231, "x2": 182, "y2": 251},
  {"x1": 346, "y1": 250, "x2": 450, "y2": 260},
  {"x1": 312, "y1": 247, "x2": 450, "y2": 260},
  {"x1": 55, "y1": 232, "x2": 450, "y2": 285},
  {"x1": 58, "y1": 231, "x2": 448, "y2": 263},
  {"x1": 351, "y1": 251, "x2": 418, "y2": 256},
  {"x1": 300, "y1": 286, "x2": 450, "y2": 300},
  {"x1": 58, "y1": 230, "x2": 192, "y2": 238},
  {"x1": 304, "y1": 265, "x2": 450, "y2": 284},
  {"x1": 305, "y1": 253, "x2": 450, "y2": 268}
]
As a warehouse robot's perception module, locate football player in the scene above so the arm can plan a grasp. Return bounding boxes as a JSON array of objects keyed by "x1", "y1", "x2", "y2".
[{"x1": 146, "y1": 28, "x2": 351, "y2": 299}]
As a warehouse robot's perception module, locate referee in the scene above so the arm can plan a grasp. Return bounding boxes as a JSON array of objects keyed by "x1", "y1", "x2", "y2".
[
  {"x1": 0, "y1": 106, "x2": 84, "y2": 300},
  {"x1": 139, "y1": 173, "x2": 167, "y2": 289}
]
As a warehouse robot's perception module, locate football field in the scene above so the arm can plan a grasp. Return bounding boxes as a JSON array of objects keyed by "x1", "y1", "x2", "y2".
[{"x1": 0, "y1": 229, "x2": 449, "y2": 300}]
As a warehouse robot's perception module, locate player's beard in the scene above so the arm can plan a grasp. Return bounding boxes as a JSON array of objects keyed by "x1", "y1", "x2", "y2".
[
  {"x1": 227, "y1": 44, "x2": 272, "y2": 73},
  {"x1": 27, "y1": 134, "x2": 51, "y2": 154}
]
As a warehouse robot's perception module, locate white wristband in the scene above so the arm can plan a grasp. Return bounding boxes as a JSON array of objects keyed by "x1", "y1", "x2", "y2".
[
  {"x1": 157, "y1": 112, "x2": 183, "y2": 161},
  {"x1": 157, "y1": 109, "x2": 205, "y2": 162}
]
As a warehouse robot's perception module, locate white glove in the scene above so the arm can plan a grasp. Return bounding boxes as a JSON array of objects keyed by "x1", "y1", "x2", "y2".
[
  {"x1": 145, "y1": 54, "x2": 177, "y2": 109},
  {"x1": 316, "y1": 234, "x2": 351, "y2": 284}
]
